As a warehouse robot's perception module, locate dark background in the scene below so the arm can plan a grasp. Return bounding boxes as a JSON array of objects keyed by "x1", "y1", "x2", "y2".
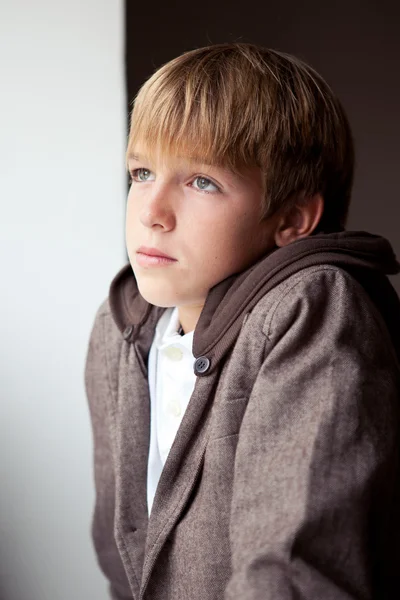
[{"x1": 125, "y1": 0, "x2": 400, "y2": 291}]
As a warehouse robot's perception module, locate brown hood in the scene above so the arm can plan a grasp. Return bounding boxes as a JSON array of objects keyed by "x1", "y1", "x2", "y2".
[{"x1": 109, "y1": 231, "x2": 400, "y2": 373}]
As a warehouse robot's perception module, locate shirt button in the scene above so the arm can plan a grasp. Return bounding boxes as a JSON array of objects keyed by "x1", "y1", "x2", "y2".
[
  {"x1": 167, "y1": 398, "x2": 182, "y2": 417},
  {"x1": 164, "y1": 346, "x2": 183, "y2": 361}
]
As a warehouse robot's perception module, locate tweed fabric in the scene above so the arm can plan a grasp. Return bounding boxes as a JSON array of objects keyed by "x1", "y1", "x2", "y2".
[{"x1": 85, "y1": 234, "x2": 400, "y2": 600}]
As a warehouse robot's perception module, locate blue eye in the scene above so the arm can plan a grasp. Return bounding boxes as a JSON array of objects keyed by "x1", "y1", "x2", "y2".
[
  {"x1": 192, "y1": 176, "x2": 220, "y2": 193},
  {"x1": 130, "y1": 168, "x2": 154, "y2": 182}
]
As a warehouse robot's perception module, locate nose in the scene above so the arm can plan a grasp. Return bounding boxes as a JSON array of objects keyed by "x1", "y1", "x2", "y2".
[{"x1": 138, "y1": 182, "x2": 176, "y2": 231}]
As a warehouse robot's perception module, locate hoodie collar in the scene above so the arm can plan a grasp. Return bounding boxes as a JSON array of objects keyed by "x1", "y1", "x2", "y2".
[{"x1": 109, "y1": 231, "x2": 400, "y2": 373}]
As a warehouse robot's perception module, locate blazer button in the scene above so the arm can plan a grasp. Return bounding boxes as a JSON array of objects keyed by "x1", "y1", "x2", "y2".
[
  {"x1": 194, "y1": 356, "x2": 210, "y2": 374},
  {"x1": 123, "y1": 325, "x2": 134, "y2": 340}
]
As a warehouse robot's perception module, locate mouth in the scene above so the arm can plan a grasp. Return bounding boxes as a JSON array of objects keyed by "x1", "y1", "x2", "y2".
[
  {"x1": 137, "y1": 246, "x2": 176, "y2": 260},
  {"x1": 136, "y1": 246, "x2": 177, "y2": 267}
]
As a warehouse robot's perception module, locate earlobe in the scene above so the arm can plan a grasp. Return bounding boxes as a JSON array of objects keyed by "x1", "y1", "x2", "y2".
[{"x1": 275, "y1": 194, "x2": 324, "y2": 247}]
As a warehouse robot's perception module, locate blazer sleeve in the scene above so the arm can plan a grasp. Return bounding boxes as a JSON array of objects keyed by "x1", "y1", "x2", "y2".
[
  {"x1": 84, "y1": 302, "x2": 133, "y2": 600},
  {"x1": 225, "y1": 267, "x2": 400, "y2": 600}
]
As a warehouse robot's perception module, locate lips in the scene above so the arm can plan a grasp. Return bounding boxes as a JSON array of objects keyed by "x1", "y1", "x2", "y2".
[{"x1": 136, "y1": 246, "x2": 176, "y2": 260}]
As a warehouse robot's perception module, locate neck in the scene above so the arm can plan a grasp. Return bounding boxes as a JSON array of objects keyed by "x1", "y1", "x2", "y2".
[{"x1": 178, "y1": 304, "x2": 204, "y2": 334}]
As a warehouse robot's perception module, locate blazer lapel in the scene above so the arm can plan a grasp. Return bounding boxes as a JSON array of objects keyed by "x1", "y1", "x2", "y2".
[{"x1": 139, "y1": 369, "x2": 220, "y2": 599}]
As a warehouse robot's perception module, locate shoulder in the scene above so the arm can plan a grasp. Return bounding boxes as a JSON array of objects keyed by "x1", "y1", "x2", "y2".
[
  {"x1": 245, "y1": 265, "x2": 400, "y2": 450},
  {"x1": 88, "y1": 297, "x2": 123, "y2": 348},
  {"x1": 249, "y1": 265, "x2": 393, "y2": 352},
  {"x1": 85, "y1": 297, "x2": 124, "y2": 386}
]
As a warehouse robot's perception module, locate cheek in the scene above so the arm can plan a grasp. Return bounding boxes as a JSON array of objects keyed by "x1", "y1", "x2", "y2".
[
  {"x1": 190, "y1": 217, "x2": 250, "y2": 276},
  {"x1": 204, "y1": 214, "x2": 270, "y2": 278},
  {"x1": 125, "y1": 194, "x2": 141, "y2": 230},
  {"x1": 203, "y1": 210, "x2": 256, "y2": 252},
  {"x1": 126, "y1": 193, "x2": 136, "y2": 222},
  {"x1": 125, "y1": 204, "x2": 140, "y2": 258},
  {"x1": 189, "y1": 216, "x2": 231, "y2": 255}
]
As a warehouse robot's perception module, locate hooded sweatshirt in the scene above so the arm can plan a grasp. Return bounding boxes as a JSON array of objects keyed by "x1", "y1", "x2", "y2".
[{"x1": 85, "y1": 230, "x2": 400, "y2": 600}]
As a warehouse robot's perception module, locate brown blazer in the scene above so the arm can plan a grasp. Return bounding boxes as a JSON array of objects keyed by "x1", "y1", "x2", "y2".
[{"x1": 85, "y1": 234, "x2": 400, "y2": 600}]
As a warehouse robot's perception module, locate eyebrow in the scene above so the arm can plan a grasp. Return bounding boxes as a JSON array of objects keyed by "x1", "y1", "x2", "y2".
[{"x1": 127, "y1": 152, "x2": 216, "y2": 167}]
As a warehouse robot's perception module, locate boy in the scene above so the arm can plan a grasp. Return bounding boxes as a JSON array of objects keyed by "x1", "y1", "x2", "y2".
[{"x1": 85, "y1": 43, "x2": 400, "y2": 599}]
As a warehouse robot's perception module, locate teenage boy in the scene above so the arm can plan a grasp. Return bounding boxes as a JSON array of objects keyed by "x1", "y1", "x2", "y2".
[{"x1": 85, "y1": 43, "x2": 400, "y2": 600}]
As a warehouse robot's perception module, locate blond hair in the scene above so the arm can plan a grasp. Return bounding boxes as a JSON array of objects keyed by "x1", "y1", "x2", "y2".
[{"x1": 127, "y1": 43, "x2": 354, "y2": 230}]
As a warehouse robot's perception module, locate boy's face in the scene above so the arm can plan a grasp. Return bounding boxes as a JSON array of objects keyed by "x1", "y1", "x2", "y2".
[{"x1": 126, "y1": 147, "x2": 280, "y2": 309}]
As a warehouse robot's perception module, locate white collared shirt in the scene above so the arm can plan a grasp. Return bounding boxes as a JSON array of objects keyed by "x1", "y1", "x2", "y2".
[{"x1": 147, "y1": 307, "x2": 196, "y2": 515}]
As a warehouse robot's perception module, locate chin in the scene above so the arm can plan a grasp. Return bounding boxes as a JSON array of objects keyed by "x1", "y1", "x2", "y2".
[{"x1": 136, "y1": 279, "x2": 179, "y2": 308}]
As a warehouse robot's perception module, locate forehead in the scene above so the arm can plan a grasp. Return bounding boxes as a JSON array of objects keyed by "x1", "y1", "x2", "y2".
[
  {"x1": 126, "y1": 128, "x2": 233, "y2": 167},
  {"x1": 128, "y1": 148, "x2": 214, "y2": 167}
]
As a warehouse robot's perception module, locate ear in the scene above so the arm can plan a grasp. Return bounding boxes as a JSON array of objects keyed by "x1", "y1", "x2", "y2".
[{"x1": 274, "y1": 194, "x2": 324, "y2": 247}]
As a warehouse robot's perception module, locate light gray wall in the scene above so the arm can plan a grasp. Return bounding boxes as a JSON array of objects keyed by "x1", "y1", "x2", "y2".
[{"x1": 0, "y1": 1, "x2": 126, "y2": 599}]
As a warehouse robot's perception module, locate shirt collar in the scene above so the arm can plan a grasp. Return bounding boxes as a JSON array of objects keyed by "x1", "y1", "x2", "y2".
[{"x1": 155, "y1": 307, "x2": 194, "y2": 353}]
